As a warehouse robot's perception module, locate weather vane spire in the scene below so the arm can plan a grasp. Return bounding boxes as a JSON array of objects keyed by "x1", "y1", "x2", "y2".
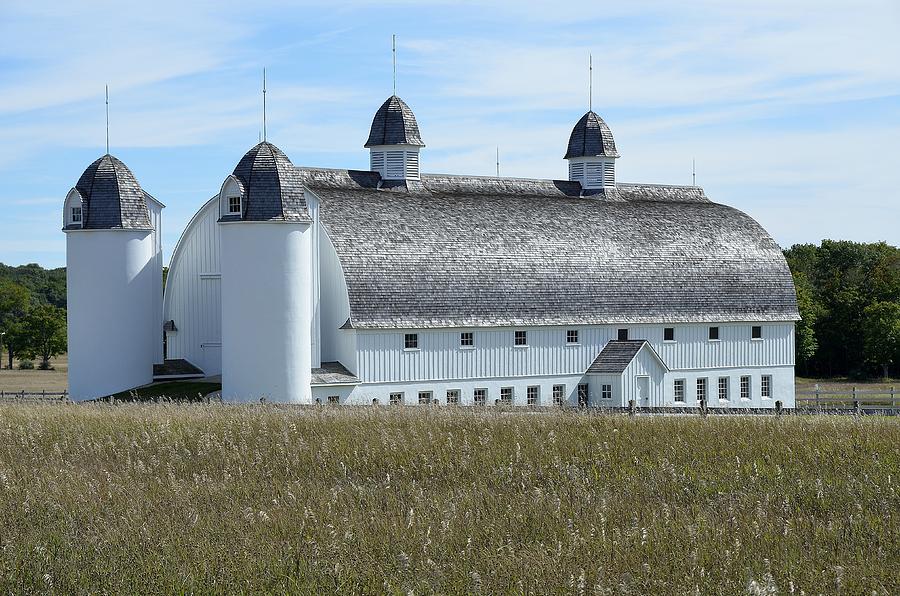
[
  {"x1": 496, "y1": 146, "x2": 500, "y2": 177},
  {"x1": 589, "y1": 53, "x2": 593, "y2": 112},
  {"x1": 262, "y1": 68, "x2": 267, "y2": 143},
  {"x1": 105, "y1": 85, "x2": 109, "y2": 155},
  {"x1": 692, "y1": 158, "x2": 696, "y2": 187},
  {"x1": 392, "y1": 34, "x2": 397, "y2": 96}
]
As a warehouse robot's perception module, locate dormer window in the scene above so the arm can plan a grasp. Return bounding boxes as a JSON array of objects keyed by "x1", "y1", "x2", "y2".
[
  {"x1": 71, "y1": 206, "x2": 82, "y2": 223},
  {"x1": 228, "y1": 196, "x2": 241, "y2": 214},
  {"x1": 64, "y1": 188, "x2": 84, "y2": 228},
  {"x1": 218, "y1": 175, "x2": 245, "y2": 220}
]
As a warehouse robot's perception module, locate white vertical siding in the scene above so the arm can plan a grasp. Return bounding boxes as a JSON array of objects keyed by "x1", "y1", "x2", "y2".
[
  {"x1": 319, "y1": 229, "x2": 356, "y2": 374},
  {"x1": 148, "y1": 198, "x2": 164, "y2": 363},
  {"x1": 621, "y1": 347, "x2": 667, "y2": 407}
]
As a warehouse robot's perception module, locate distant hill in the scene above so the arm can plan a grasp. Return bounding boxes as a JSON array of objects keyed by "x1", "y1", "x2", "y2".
[{"x1": 0, "y1": 263, "x2": 66, "y2": 309}]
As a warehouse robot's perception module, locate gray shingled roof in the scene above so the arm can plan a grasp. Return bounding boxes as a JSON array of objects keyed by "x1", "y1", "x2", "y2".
[
  {"x1": 565, "y1": 111, "x2": 619, "y2": 159},
  {"x1": 587, "y1": 340, "x2": 656, "y2": 374},
  {"x1": 364, "y1": 95, "x2": 424, "y2": 147},
  {"x1": 311, "y1": 361, "x2": 360, "y2": 385},
  {"x1": 221, "y1": 142, "x2": 310, "y2": 223},
  {"x1": 71, "y1": 154, "x2": 151, "y2": 230},
  {"x1": 299, "y1": 169, "x2": 798, "y2": 329}
]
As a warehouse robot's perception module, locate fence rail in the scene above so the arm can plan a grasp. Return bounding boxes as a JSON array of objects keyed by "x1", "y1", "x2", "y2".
[
  {"x1": 796, "y1": 386, "x2": 897, "y2": 415},
  {"x1": 0, "y1": 390, "x2": 69, "y2": 403}
]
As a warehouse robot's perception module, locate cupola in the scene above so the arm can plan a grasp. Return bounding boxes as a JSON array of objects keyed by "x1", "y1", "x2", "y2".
[
  {"x1": 64, "y1": 154, "x2": 151, "y2": 230},
  {"x1": 365, "y1": 95, "x2": 424, "y2": 181},
  {"x1": 218, "y1": 141, "x2": 310, "y2": 222},
  {"x1": 565, "y1": 111, "x2": 619, "y2": 190}
]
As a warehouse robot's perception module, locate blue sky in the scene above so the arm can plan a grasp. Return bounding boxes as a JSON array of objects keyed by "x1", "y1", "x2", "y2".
[{"x1": 1, "y1": 0, "x2": 898, "y2": 268}]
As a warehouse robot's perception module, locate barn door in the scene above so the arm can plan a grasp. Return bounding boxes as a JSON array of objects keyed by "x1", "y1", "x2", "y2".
[{"x1": 636, "y1": 376, "x2": 650, "y2": 407}]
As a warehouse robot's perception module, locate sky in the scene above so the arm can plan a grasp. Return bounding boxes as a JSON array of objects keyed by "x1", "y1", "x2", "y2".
[{"x1": 0, "y1": 0, "x2": 898, "y2": 269}]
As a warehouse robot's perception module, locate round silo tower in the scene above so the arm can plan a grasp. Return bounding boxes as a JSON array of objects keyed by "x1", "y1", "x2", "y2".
[
  {"x1": 218, "y1": 142, "x2": 313, "y2": 403},
  {"x1": 63, "y1": 154, "x2": 160, "y2": 401}
]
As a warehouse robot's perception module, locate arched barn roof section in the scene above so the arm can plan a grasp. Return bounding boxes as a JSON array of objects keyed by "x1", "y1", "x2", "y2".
[
  {"x1": 71, "y1": 154, "x2": 151, "y2": 230},
  {"x1": 221, "y1": 141, "x2": 311, "y2": 222},
  {"x1": 364, "y1": 95, "x2": 425, "y2": 147},
  {"x1": 299, "y1": 168, "x2": 799, "y2": 329},
  {"x1": 565, "y1": 111, "x2": 619, "y2": 159}
]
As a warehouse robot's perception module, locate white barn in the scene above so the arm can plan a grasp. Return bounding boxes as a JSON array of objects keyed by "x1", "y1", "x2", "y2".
[{"x1": 65, "y1": 94, "x2": 800, "y2": 407}]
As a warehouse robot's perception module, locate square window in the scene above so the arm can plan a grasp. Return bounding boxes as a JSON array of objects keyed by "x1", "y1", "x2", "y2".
[
  {"x1": 71, "y1": 206, "x2": 82, "y2": 223},
  {"x1": 474, "y1": 388, "x2": 487, "y2": 405},
  {"x1": 404, "y1": 333, "x2": 418, "y2": 350},
  {"x1": 752, "y1": 326, "x2": 762, "y2": 339},
  {"x1": 761, "y1": 375, "x2": 772, "y2": 399},
  {"x1": 741, "y1": 376, "x2": 751, "y2": 400},
  {"x1": 514, "y1": 330, "x2": 527, "y2": 346},
  {"x1": 577, "y1": 384, "x2": 589, "y2": 407},
  {"x1": 566, "y1": 329, "x2": 579, "y2": 344},
  {"x1": 674, "y1": 379, "x2": 685, "y2": 402},
  {"x1": 500, "y1": 387, "x2": 513, "y2": 405},
  {"x1": 418, "y1": 391, "x2": 433, "y2": 405},
  {"x1": 709, "y1": 326, "x2": 720, "y2": 341},
  {"x1": 228, "y1": 196, "x2": 241, "y2": 214},
  {"x1": 617, "y1": 328, "x2": 629, "y2": 341},
  {"x1": 446, "y1": 389, "x2": 460, "y2": 405},
  {"x1": 527, "y1": 386, "x2": 539, "y2": 406},
  {"x1": 552, "y1": 384, "x2": 565, "y2": 406},
  {"x1": 389, "y1": 392, "x2": 403, "y2": 405},
  {"x1": 460, "y1": 332, "x2": 474, "y2": 347},
  {"x1": 601, "y1": 384, "x2": 612, "y2": 400},
  {"x1": 718, "y1": 377, "x2": 729, "y2": 401},
  {"x1": 664, "y1": 327, "x2": 675, "y2": 341},
  {"x1": 697, "y1": 378, "x2": 707, "y2": 402},
  {"x1": 327, "y1": 395, "x2": 340, "y2": 405}
]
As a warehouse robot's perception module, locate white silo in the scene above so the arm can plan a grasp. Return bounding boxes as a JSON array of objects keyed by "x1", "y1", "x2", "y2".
[
  {"x1": 63, "y1": 154, "x2": 162, "y2": 400},
  {"x1": 218, "y1": 142, "x2": 313, "y2": 403}
]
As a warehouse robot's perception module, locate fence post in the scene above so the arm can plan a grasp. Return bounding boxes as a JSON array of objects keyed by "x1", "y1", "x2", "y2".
[
  {"x1": 628, "y1": 399, "x2": 635, "y2": 416},
  {"x1": 815, "y1": 385, "x2": 820, "y2": 411},
  {"x1": 891, "y1": 386, "x2": 896, "y2": 416},
  {"x1": 700, "y1": 396, "x2": 708, "y2": 418},
  {"x1": 775, "y1": 400, "x2": 783, "y2": 416},
  {"x1": 853, "y1": 386, "x2": 859, "y2": 415}
]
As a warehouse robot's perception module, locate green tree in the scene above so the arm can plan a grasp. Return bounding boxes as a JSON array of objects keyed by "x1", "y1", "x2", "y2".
[
  {"x1": 20, "y1": 304, "x2": 67, "y2": 370},
  {"x1": 863, "y1": 301, "x2": 900, "y2": 380},
  {"x1": 792, "y1": 271, "x2": 820, "y2": 375},
  {"x1": 0, "y1": 280, "x2": 31, "y2": 369}
]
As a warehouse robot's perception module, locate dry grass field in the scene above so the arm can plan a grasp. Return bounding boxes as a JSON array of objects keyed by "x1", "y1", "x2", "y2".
[
  {"x1": 0, "y1": 405, "x2": 896, "y2": 594},
  {"x1": 0, "y1": 354, "x2": 68, "y2": 393}
]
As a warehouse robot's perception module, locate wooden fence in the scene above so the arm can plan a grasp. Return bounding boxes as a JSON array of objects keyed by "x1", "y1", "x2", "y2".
[
  {"x1": 796, "y1": 387, "x2": 897, "y2": 415},
  {"x1": 0, "y1": 390, "x2": 70, "y2": 403}
]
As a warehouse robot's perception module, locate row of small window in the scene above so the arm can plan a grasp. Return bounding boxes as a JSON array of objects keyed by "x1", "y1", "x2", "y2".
[
  {"x1": 381, "y1": 384, "x2": 592, "y2": 406},
  {"x1": 673, "y1": 375, "x2": 773, "y2": 402},
  {"x1": 403, "y1": 326, "x2": 765, "y2": 350}
]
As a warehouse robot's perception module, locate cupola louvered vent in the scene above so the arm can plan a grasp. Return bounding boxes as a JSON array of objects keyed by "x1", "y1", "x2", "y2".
[{"x1": 369, "y1": 145, "x2": 421, "y2": 180}]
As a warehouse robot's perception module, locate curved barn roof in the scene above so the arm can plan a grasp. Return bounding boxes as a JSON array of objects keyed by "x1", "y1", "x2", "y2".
[
  {"x1": 223, "y1": 142, "x2": 310, "y2": 222},
  {"x1": 71, "y1": 154, "x2": 151, "y2": 230},
  {"x1": 302, "y1": 169, "x2": 799, "y2": 328},
  {"x1": 565, "y1": 111, "x2": 619, "y2": 159},
  {"x1": 364, "y1": 95, "x2": 424, "y2": 148}
]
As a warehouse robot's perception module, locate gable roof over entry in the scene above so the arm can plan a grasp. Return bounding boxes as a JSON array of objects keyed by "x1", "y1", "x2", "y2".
[{"x1": 587, "y1": 340, "x2": 668, "y2": 374}]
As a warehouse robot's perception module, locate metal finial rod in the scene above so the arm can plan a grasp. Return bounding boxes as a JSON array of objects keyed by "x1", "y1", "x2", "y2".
[
  {"x1": 496, "y1": 146, "x2": 500, "y2": 177},
  {"x1": 392, "y1": 34, "x2": 397, "y2": 96},
  {"x1": 589, "y1": 53, "x2": 593, "y2": 112},
  {"x1": 105, "y1": 85, "x2": 109, "y2": 154},
  {"x1": 263, "y1": 68, "x2": 267, "y2": 142},
  {"x1": 692, "y1": 158, "x2": 696, "y2": 186}
]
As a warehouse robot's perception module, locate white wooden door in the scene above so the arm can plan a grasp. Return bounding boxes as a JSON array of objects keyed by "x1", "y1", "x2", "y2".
[{"x1": 636, "y1": 376, "x2": 650, "y2": 407}]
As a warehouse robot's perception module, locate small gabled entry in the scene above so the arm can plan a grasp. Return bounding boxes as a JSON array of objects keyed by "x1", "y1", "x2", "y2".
[{"x1": 586, "y1": 340, "x2": 669, "y2": 407}]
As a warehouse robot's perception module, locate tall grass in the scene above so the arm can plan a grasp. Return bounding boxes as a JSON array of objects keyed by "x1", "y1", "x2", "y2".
[{"x1": 0, "y1": 405, "x2": 896, "y2": 594}]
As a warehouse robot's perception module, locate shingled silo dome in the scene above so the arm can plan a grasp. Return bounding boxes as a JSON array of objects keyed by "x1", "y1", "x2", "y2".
[
  {"x1": 221, "y1": 141, "x2": 309, "y2": 222},
  {"x1": 67, "y1": 154, "x2": 151, "y2": 230},
  {"x1": 565, "y1": 111, "x2": 619, "y2": 159},
  {"x1": 365, "y1": 95, "x2": 425, "y2": 148}
]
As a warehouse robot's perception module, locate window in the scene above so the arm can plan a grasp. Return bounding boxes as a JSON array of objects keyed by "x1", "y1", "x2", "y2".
[
  {"x1": 327, "y1": 395, "x2": 340, "y2": 405},
  {"x1": 404, "y1": 333, "x2": 418, "y2": 350},
  {"x1": 577, "y1": 384, "x2": 589, "y2": 407},
  {"x1": 664, "y1": 327, "x2": 675, "y2": 342},
  {"x1": 552, "y1": 384, "x2": 565, "y2": 406},
  {"x1": 71, "y1": 206, "x2": 82, "y2": 223},
  {"x1": 514, "y1": 330, "x2": 527, "y2": 346},
  {"x1": 500, "y1": 387, "x2": 513, "y2": 405},
  {"x1": 752, "y1": 325, "x2": 762, "y2": 340},
  {"x1": 228, "y1": 196, "x2": 241, "y2": 214},
  {"x1": 566, "y1": 329, "x2": 579, "y2": 344},
  {"x1": 389, "y1": 392, "x2": 403, "y2": 405},
  {"x1": 527, "y1": 386, "x2": 539, "y2": 406},
  {"x1": 460, "y1": 332, "x2": 474, "y2": 347},
  {"x1": 697, "y1": 378, "x2": 707, "y2": 403},
  {"x1": 709, "y1": 326, "x2": 720, "y2": 341},
  {"x1": 446, "y1": 389, "x2": 460, "y2": 405},
  {"x1": 617, "y1": 328, "x2": 629, "y2": 341},
  {"x1": 761, "y1": 375, "x2": 772, "y2": 399},
  {"x1": 718, "y1": 377, "x2": 729, "y2": 401},
  {"x1": 474, "y1": 388, "x2": 487, "y2": 405},
  {"x1": 418, "y1": 391, "x2": 433, "y2": 405},
  {"x1": 674, "y1": 379, "x2": 685, "y2": 402},
  {"x1": 601, "y1": 384, "x2": 612, "y2": 400},
  {"x1": 740, "y1": 376, "x2": 751, "y2": 400}
]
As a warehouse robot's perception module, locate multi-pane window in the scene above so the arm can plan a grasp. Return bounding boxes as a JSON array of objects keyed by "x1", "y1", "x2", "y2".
[
  {"x1": 617, "y1": 328, "x2": 629, "y2": 341},
  {"x1": 404, "y1": 333, "x2": 418, "y2": 349},
  {"x1": 709, "y1": 326, "x2": 720, "y2": 340},
  {"x1": 71, "y1": 206, "x2": 82, "y2": 223},
  {"x1": 752, "y1": 325, "x2": 762, "y2": 339},
  {"x1": 552, "y1": 384, "x2": 565, "y2": 406},
  {"x1": 566, "y1": 329, "x2": 579, "y2": 344},
  {"x1": 500, "y1": 387, "x2": 513, "y2": 405},
  {"x1": 418, "y1": 391, "x2": 433, "y2": 405},
  {"x1": 674, "y1": 379, "x2": 685, "y2": 402},
  {"x1": 527, "y1": 386, "x2": 539, "y2": 406},
  {"x1": 601, "y1": 384, "x2": 612, "y2": 400},
  {"x1": 389, "y1": 392, "x2": 403, "y2": 405},
  {"x1": 446, "y1": 389, "x2": 460, "y2": 405},
  {"x1": 761, "y1": 375, "x2": 772, "y2": 399},
  {"x1": 697, "y1": 378, "x2": 707, "y2": 403},
  {"x1": 718, "y1": 377, "x2": 729, "y2": 401},
  {"x1": 327, "y1": 395, "x2": 340, "y2": 405},
  {"x1": 474, "y1": 388, "x2": 487, "y2": 405},
  {"x1": 664, "y1": 327, "x2": 675, "y2": 341},
  {"x1": 514, "y1": 331, "x2": 527, "y2": 346},
  {"x1": 740, "y1": 376, "x2": 751, "y2": 400},
  {"x1": 460, "y1": 332, "x2": 474, "y2": 347},
  {"x1": 228, "y1": 196, "x2": 241, "y2": 214},
  {"x1": 577, "y1": 384, "x2": 589, "y2": 407}
]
